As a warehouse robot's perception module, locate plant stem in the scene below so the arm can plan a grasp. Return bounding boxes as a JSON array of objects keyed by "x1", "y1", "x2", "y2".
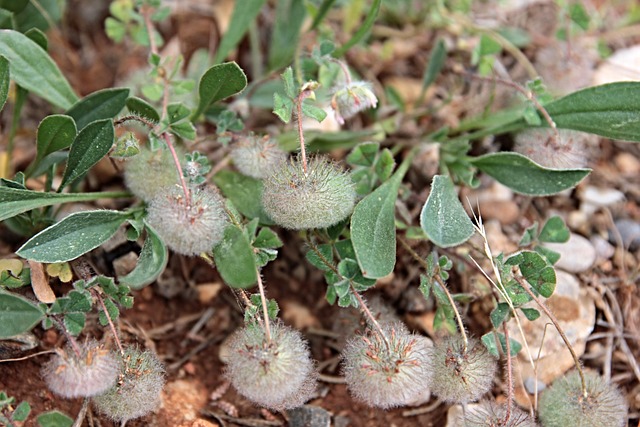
[
  {"x1": 53, "y1": 316, "x2": 82, "y2": 359},
  {"x1": 295, "y1": 92, "x2": 308, "y2": 175},
  {"x1": 502, "y1": 322, "x2": 514, "y2": 425},
  {"x1": 255, "y1": 271, "x2": 272, "y2": 343},
  {"x1": 93, "y1": 290, "x2": 125, "y2": 356},
  {"x1": 398, "y1": 238, "x2": 468, "y2": 352},
  {"x1": 513, "y1": 275, "x2": 587, "y2": 398},
  {"x1": 163, "y1": 133, "x2": 191, "y2": 207},
  {"x1": 114, "y1": 115, "x2": 157, "y2": 129},
  {"x1": 331, "y1": 59, "x2": 352, "y2": 85}
]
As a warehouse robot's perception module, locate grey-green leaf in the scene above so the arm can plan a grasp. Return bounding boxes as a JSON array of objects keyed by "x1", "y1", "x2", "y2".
[
  {"x1": 37, "y1": 410, "x2": 74, "y2": 427},
  {"x1": 0, "y1": 187, "x2": 130, "y2": 222},
  {"x1": 268, "y1": 0, "x2": 306, "y2": 70},
  {"x1": 334, "y1": 0, "x2": 381, "y2": 57},
  {"x1": 506, "y1": 250, "x2": 556, "y2": 297},
  {"x1": 119, "y1": 222, "x2": 168, "y2": 290},
  {"x1": 421, "y1": 175, "x2": 474, "y2": 248},
  {"x1": 126, "y1": 96, "x2": 160, "y2": 122},
  {"x1": 16, "y1": 210, "x2": 129, "y2": 263},
  {"x1": 65, "y1": 88, "x2": 129, "y2": 130},
  {"x1": 191, "y1": 62, "x2": 247, "y2": 121},
  {"x1": 0, "y1": 29, "x2": 77, "y2": 109},
  {"x1": 351, "y1": 158, "x2": 410, "y2": 278},
  {"x1": 213, "y1": 0, "x2": 266, "y2": 64},
  {"x1": 471, "y1": 152, "x2": 590, "y2": 195},
  {"x1": 212, "y1": 225, "x2": 258, "y2": 288},
  {"x1": 0, "y1": 293, "x2": 44, "y2": 339},
  {"x1": 35, "y1": 114, "x2": 77, "y2": 163},
  {"x1": 213, "y1": 169, "x2": 273, "y2": 224},
  {"x1": 59, "y1": 119, "x2": 114, "y2": 189},
  {"x1": 0, "y1": 55, "x2": 8, "y2": 112}
]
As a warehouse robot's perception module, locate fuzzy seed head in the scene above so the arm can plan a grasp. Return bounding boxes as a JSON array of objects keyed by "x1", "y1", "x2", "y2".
[
  {"x1": 342, "y1": 323, "x2": 432, "y2": 409},
  {"x1": 146, "y1": 185, "x2": 227, "y2": 256},
  {"x1": 93, "y1": 347, "x2": 165, "y2": 423},
  {"x1": 538, "y1": 370, "x2": 627, "y2": 427},
  {"x1": 262, "y1": 156, "x2": 356, "y2": 230},
  {"x1": 331, "y1": 81, "x2": 378, "y2": 125},
  {"x1": 42, "y1": 341, "x2": 120, "y2": 398},
  {"x1": 513, "y1": 128, "x2": 597, "y2": 169},
  {"x1": 464, "y1": 402, "x2": 538, "y2": 427},
  {"x1": 123, "y1": 147, "x2": 181, "y2": 202},
  {"x1": 427, "y1": 336, "x2": 497, "y2": 404},
  {"x1": 231, "y1": 135, "x2": 288, "y2": 179},
  {"x1": 225, "y1": 322, "x2": 317, "y2": 411}
]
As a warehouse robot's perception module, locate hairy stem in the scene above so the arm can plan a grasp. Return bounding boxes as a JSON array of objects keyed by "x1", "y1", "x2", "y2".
[
  {"x1": 502, "y1": 322, "x2": 514, "y2": 425},
  {"x1": 295, "y1": 93, "x2": 308, "y2": 174},
  {"x1": 93, "y1": 290, "x2": 125, "y2": 356},
  {"x1": 255, "y1": 271, "x2": 272, "y2": 343}
]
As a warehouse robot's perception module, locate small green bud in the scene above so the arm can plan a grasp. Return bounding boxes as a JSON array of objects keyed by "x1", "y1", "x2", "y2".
[
  {"x1": 146, "y1": 185, "x2": 227, "y2": 256},
  {"x1": 110, "y1": 132, "x2": 141, "y2": 159},
  {"x1": 426, "y1": 336, "x2": 497, "y2": 404},
  {"x1": 262, "y1": 156, "x2": 356, "y2": 230},
  {"x1": 93, "y1": 347, "x2": 165, "y2": 423},
  {"x1": 538, "y1": 370, "x2": 627, "y2": 427}
]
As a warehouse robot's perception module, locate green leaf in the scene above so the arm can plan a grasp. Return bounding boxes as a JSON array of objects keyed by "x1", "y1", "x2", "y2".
[
  {"x1": 306, "y1": 244, "x2": 333, "y2": 272},
  {"x1": 212, "y1": 225, "x2": 258, "y2": 288},
  {"x1": 126, "y1": 96, "x2": 160, "y2": 122},
  {"x1": 0, "y1": 187, "x2": 130, "y2": 222},
  {"x1": 0, "y1": 293, "x2": 44, "y2": 338},
  {"x1": 192, "y1": 62, "x2": 247, "y2": 121},
  {"x1": 334, "y1": 0, "x2": 381, "y2": 57},
  {"x1": 569, "y1": 3, "x2": 590, "y2": 30},
  {"x1": 347, "y1": 142, "x2": 379, "y2": 167},
  {"x1": 0, "y1": 0, "x2": 28, "y2": 13},
  {"x1": 98, "y1": 297, "x2": 119, "y2": 326},
  {"x1": 119, "y1": 222, "x2": 168, "y2": 290},
  {"x1": 421, "y1": 175, "x2": 475, "y2": 248},
  {"x1": 0, "y1": 55, "x2": 8, "y2": 112},
  {"x1": 519, "y1": 222, "x2": 538, "y2": 246},
  {"x1": 490, "y1": 302, "x2": 511, "y2": 328},
  {"x1": 17, "y1": 210, "x2": 129, "y2": 263},
  {"x1": 59, "y1": 119, "x2": 114, "y2": 189},
  {"x1": 545, "y1": 82, "x2": 640, "y2": 141},
  {"x1": 213, "y1": 170, "x2": 273, "y2": 224},
  {"x1": 37, "y1": 411, "x2": 73, "y2": 427},
  {"x1": 34, "y1": 115, "x2": 77, "y2": 165},
  {"x1": 471, "y1": 152, "x2": 590, "y2": 195},
  {"x1": 535, "y1": 246, "x2": 561, "y2": 265},
  {"x1": 65, "y1": 88, "x2": 129, "y2": 130},
  {"x1": 253, "y1": 228, "x2": 283, "y2": 249},
  {"x1": 281, "y1": 67, "x2": 296, "y2": 99},
  {"x1": 539, "y1": 215, "x2": 570, "y2": 243},
  {"x1": 0, "y1": 30, "x2": 78, "y2": 109},
  {"x1": 506, "y1": 251, "x2": 556, "y2": 297},
  {"x1": 273, "y1": 92, "x2": 294, "y2": 123},
  {"x1": 213, "y1": 0, "x2": 266, "y2": 63},
  {"x1": 169, "y1": 121, "x2": 196, "y2": 140},
  {"x1": 482, "y1": 331, "x2": 521, "y2": 357},
  {"x1": 301, "y1": 101, "x2": 327, "y2": 122},
  {"x1": 12, "y1": 400, "x2": 30, "y2": 421},
  {"x1": 63, "y1": 312, "x2": 85, "y2": 336},
  {"x1": 311, "y1": 0, "x2": 337, "y2": 29},
  {"x1": 351, "y1": 157, "x2": 410, "y2": 278},
  {"x1": 521, "y1": 307, "x2": 541, "y2": 321},
  {"x1": 268, "y1": 0, "x2": 306, "y2": 70}
]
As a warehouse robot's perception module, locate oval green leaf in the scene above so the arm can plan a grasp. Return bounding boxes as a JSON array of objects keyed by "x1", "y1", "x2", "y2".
[
  {"x1": 212, "y1": 225, "x2": 258, "y2": 288},
  {"x1": 59, "y1": 119, "x2": 115, "y2": 189},
  {"x1": 213, "y1": 0, "x2": 266, "y2": 64},
  {"x1": 0, "y1": 55, "x2": 8, "y2": 112},
  {"x1": 126, "y1": 96, "x2": 160, "y2": 122},
  {"x1": 421, "y1": 175, "x2": 474, "y2": 248},
  {"x1": 192, "y1": 62, "x2": 247, "y2": 121},
  {"x1": 35, "y1": 114, "x2": 77, "y2": 163},
  {"x1": 119, "y1": 222, "x2": 168, "y2": 290},
  {"x1": 0, "y1": 29, "x2": 77, "y2": 109},
  {"x1": 471, "y1": 152, "x2": 590, "y2": 195},
  {"x1": 17, "y1": 210, "x2": 129, "y2": 263},
  {"x1": 213, "y1": 169, "x2": 273, "y2": 224},
  {"x1": 65, "y1": 88, "x2": 129, "y2": 130},
  {"x1": 0, "y1": 293, "x2": 44, "y2": 339}
]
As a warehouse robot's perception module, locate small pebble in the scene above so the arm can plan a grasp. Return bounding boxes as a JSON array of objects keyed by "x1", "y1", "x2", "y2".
[
  {"x1": 523, "y1": 376, "x2": 546, "y2": 394},
  {"x1": 544, "y1": 233, "x2": 596, "y2": 273},
  {"x1": 287, "y1": 405, "x2": 331, "y2": 427},
  {"x1": 610, "y1": 219, "x2": 640, "y2": 251}
]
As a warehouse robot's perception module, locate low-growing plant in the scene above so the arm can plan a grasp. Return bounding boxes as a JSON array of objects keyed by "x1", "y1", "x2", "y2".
[{"x1": 0, "y1": 0, "x2": 636, "y2": 425}]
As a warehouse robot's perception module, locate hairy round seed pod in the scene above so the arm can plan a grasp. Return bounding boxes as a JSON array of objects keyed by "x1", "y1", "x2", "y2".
[
  {"x1": 93, "y1": 347, "x2": 165, "y2": 423},
  {"x1": 42, "y1": 340, "x2": 120, "y2": 398},
  {"x1": 513, "y1": 128, "x2": 597, "y2": 169},
  {"x1": 535, "y1": 41, "x2": 596, "y2": 96},
  {"x1": 146, "y1": 185, "x2": 227, "y2": 256},
  {"x1": 231, "y1": 135, "x2": 287, "y2": 179},
  {"x1": 464, "y1": 401, "x2": 538, "y2": 427},
  {"x1": 225, "y1": 322, "x2": 317, "y2": 411},
  {"x1": 331, "y1": 81, "x2": 378, "y2": 125},
  {"x1": 538, "y1": 370, "x2": 627, "y2": 427},
  {"x1": 123, "y1": 147, "x2": 181, "y2": 202},
  {"x1": 426, "y1": 336, "x2": 497, "y2": 404},
  {"x1": 262, "y1": 156, "x2": 356, "y2": 230},
  {"x1": 342, "y1": 322, "x2": 432, "y2": 409}
]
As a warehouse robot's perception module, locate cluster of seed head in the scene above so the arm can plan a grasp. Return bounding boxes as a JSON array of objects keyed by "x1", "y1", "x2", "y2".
[
  {"x1": 92, "y1": 347, "x2": 165, "y2": 424},
  {"x1": 464, "y1": 401, "x2": 538, "y2": 427},
  {"x1": 426, "y1": 336, "x2": 497, "y2": 404},
  {"x1": 225, "y1": 321, "x2": 317, "y2": 411},
  {"x1": 123, "y1": 146, "x2": 181, "y2": 202},
  {"x1": 331, "y1": 81, "x2": 378, "y2": 125},
  {"x1": 342, "y1": 322, "x2": 432, "y2": 409},
  {"x1": 146, "y1": 185, "x2": 227, "y2": 256},
  {"x1": 262, "y1": 156, "x2": 356, "y2": 230},
  {"x1": 538, "y1": 370, "x2": 627, "y2": 427},
  {"x1": 231, "y1": 134, "x2": 287, "y2": 179},
  {"x1": 42, "y1": 340, "x2": 120, "y2": 399},
  {"x1": 513, "y1": 128, "x2": 596, "y2": 169}
]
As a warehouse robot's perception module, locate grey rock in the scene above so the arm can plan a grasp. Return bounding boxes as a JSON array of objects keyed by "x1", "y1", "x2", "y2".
[
  {"x1": 610, "y1": 219, "x2": 640, "y2": 251},
  {"x1": 544, "y1": 233, "x2": 596, "y2": 273},
  {"x1": 287, "y1": 405, "x2": 331, "y2": 427}
]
